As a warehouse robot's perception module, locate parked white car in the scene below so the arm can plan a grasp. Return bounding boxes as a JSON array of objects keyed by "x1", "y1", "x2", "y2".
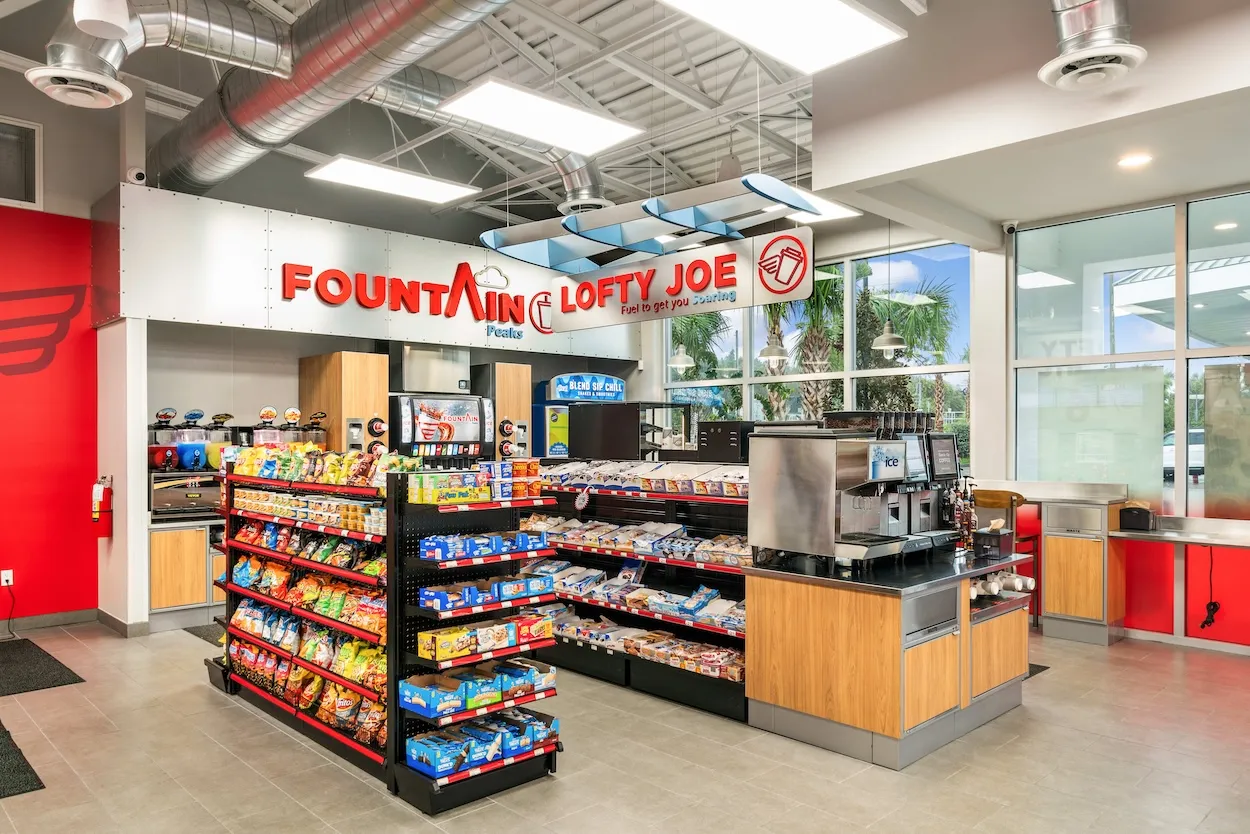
[{"x1": 1163, "y1": 429, "x2": 1205, "y2": 480}]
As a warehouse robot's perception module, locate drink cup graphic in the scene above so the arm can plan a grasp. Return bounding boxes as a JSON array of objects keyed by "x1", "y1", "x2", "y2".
[
  {"x1": 0, "y1": 286, "x2": 87, "y2": 375},
  {"x1": 757, "y1": 236, "x2": 809, "y2": 295},
  {"x1": 529, "y1": 291, "x2": 553, "y2": 335}
]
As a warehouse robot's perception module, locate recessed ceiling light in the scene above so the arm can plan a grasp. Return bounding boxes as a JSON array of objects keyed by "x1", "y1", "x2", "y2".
[
  {"x1": 657, "y1": 0, "x2": 905, "y2": 75},
  {"x1": 438, "y1": 78, "x2": 642, "y2": 156},
  {"x1": 1193, "y1": 303, "x2": 1206, "y2": 309},
  {"x1": 304, "y1": 155, "x2": 480, "y2": 204},
  {"x1": 1018, "y1": 271, "x2": 1073, "y2": 289},
  {"x1": 786, "y1": 191, "x2": 861, "y2": 224},
  {"x1": 1118, "y1": 153, "x2": 1153, "y2": 168},
  {"x1": 1215, "y1": 222, "x2": 1239, "y2": 231}
]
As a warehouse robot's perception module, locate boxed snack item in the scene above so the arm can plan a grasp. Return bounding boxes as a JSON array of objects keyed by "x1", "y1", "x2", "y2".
[
  {"x1": 456, "y1": 723, "x2": 507, "y2": 766},
  {"x1": 679, "y1": 585, "x2": 720, "y2": 616},
  {"x1": 420, "y1": 535, "x2": 468, "y2": 561},
  {"x1": 406, "y1": 731, "x2": 471, "y2": 778},
  {"x1": 417, "y1": 625, "x2": 474, "y2": 662},
  {"x1": 519, "y1": 558, "x2": 571, "y2": 577},
  {"x1": 502, "y1": 708, "x2": 560, "y2": 744},
  {"x1": 623, "y1": 630, "x2": 674, "y2": 656},
  {"x1": 509, "y1": 611, "x2": 554, "y2": 643},
  {"x1": 522, "y1": 574, "x2": 555, "y2": 596},
  {"x1": 561, "y1": 568, "x2": 607, "y2": 595},
  {"x1": 520, "y1": 514, "x2": 566, "y2": 533},
  {"x1": 491, "y1": 576, "x2": 529, "y2": 602},
  {"x1": 419, "y1": 584, "x2": 470, "y2": 612},
  {"x1": 478, "y1": 659, "x2": 535, "y2": 698},
  {"x1": 490, "y1": 479, "x2": 513, "y2": 501},
  {"x1": 472, "y1": 620, "x2": 517, "y2": 653},
  {"x1": 465, "y1": 580, "x2": 499, "y2": 606},
  {"x1": 398, "y1": 674, "x2": 466, "y2": 717},
  {"x1": 509, "y1": 658, "x2": 557, "y2": 691},
  {"x1": 473, "y1": 716, "x2": 532, "y2": 754},
  {"x1": 449, "y1": 669, "x2": 502, "y2": 709}
]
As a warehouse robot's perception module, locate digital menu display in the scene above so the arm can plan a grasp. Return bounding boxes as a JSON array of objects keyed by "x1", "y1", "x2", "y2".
[
  {"x1": 928, "y1": 434, "x2": 960, "y2": 479},
  {"x1": 902, "y1": 434, "x2": 929, "y2": 483}
]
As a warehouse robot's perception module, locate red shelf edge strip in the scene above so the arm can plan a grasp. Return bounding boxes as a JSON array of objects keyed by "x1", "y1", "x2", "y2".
[
  {"x1": 554, "y1": 592, "x2": 743, "y2": 638},
  {"x1": 229, "y1": 510, "x2": 384, "y2": 543},
  {"x1": 225, "y1": 625, "x2": 292, "y2": 660},
  {"x1": 434, "y1": 639, "x2": 556, "y2": 670},
  {"x1": 435, "y1": 498, "x2": 556, "y2": 513},
  {"x1": 545, "y1": 486, "x2": 747, "y2": 505},
  {"x1": 288, "y1": 655, "x2": 383, "y2": 703},
  {"x1": 435, "y1": 689, "x2": 556, "y2": 726},
  {"x1": 229, "y1": 540, "x2": 293, "y2": 564},
  {"x1": 232, "y1": 673, "x2": 296, "y2": 715},
  {"x1": 555, "y1": 543, "x2": 744, "y2": 576},
  {"x1": 229, "y1": 474, "x2": 381, "y2": 498},
  {"x1": 226, "y1": 582, "x2": 292, "y2": 611},
  {"x1": 431, "y1": 740, "x2": 559, "y2": 786},
  {"x1": 426, "y1": 548, "x2": 556, "y2": 570},
  {"x1": 288, "y1": 556, "x2": 381, "y2": 587},
  {"x1": 427, "y1": 594, "x2": 557, "y2": 620},
  {"x1": 295, "y1": 712, "x2": 385, "y2": 764},
  {"x1": 294, "y1": 606, "x2": 384, "y2": 645}
]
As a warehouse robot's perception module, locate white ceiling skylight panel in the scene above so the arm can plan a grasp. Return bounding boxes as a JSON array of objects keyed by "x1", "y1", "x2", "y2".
[
  {"x1": 659, "y1": 0, "x2": 906, "y2": 75},
  {"x1": 305, "y1": 156, "x2": 481, "y2": 204}
]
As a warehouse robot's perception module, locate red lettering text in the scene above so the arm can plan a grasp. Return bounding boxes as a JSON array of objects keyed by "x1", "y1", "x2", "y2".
[
  {"x1": 576, "y1": 283, "x2": 596, "y2": 310},
  {"x1": 389, "y1": 278, "x2": 421, "y2": 313},
  {"x1": 686, "y1": 259, "x2": 712, "y2": 292},
  {"x1": 282, "y1": 263, "x2": 312, "y2": 299},
  {"x1": 560, "y1": 285, "x2": 577, "y2": 313},
  {"x1": 666, "y1": 263, "x2": 683, "y2": 296},
  {"x1": 597, "y1": 276, "x2": 617, "y2": 307},
  {"x1": 355, "y1": 273, "x2": 386, "y2": 309},
  {"x1": 485, "y1": 291, "x2": 498, "y2": 321},
  {"x1": 315, "y1": 269, "x2": 352, "y2": 305},
  {"x1": 714, "y1": 254, "x2": 737, "y2": 287},
  {"x1": 499, "y1": 293, "x2": 525, "y2": 324},
  {"x1": 425, "y1": 283, "x2": 448, "y2": 315},
  {"x1": 635, "y1": 269, "x2": 655, "y2": 299},
  {"x1": 445, "y1": 262, "x2": 487, "y2": 320}
]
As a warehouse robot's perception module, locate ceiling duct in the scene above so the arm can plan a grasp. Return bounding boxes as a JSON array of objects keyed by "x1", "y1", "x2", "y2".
[
  {"x1": 1038, "y1": 0, "x2": 1147, "y2": 91},
  {"x1": 365, "y1": 66, "x2": 611, "y2": 215},
  {"x1": 26, "y1": 0, "x2": 293, "y2": 109},
  {"x1": 146, "y1": 0, "x2": 511, "y2": 194}
]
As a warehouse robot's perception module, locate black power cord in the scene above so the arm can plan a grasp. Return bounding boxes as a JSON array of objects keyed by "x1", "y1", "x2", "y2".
[
  {"x1": 1, "y1": 585, "x2": 17, "y2": 641},
  {"x1": 1200, "y1": 547, "x2": 1220, "y2": 629}
]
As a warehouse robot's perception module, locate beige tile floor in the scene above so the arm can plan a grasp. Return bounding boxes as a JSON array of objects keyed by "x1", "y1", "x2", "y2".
[{"x1": 2, "y1": 624, "x2": 1249, "y2": 833}]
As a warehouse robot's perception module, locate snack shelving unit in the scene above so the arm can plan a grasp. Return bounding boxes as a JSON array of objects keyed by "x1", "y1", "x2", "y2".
[
  {"x1": 385, "y1": 474, "x2": 563, "y2": 815},
  {"x1": 208, "y1": 468, "x2": 389, "y2": 779},
  {"x1": 532, "y1": 487, "x2": 749, "y2": 722}
]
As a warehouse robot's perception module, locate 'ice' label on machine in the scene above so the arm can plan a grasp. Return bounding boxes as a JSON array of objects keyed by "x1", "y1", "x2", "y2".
[{"x1": 867, "y1": 442, "x2": 905, "y2": 481}]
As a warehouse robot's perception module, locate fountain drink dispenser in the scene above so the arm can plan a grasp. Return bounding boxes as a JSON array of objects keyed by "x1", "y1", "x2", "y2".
[
  {"x1": 173, "y1": 410, "x2": 209, "y2": 471},
  {"x1": 389, "y1": 393, "x2": 493, "y2": 460},
  {"x1": 148, "y1": 407, "x2": 179, "y2": 471}
]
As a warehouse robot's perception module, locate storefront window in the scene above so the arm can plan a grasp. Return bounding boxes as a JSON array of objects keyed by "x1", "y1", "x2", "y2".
[
  {"x1": 1015, "y1": 207, "x2": 1176, "y2": 360},
  {"x1": 666, "y1": 385, "x2": 743, "y2": 432},
  {"x1": 1016, "y1": 362, "x2": 1173, "y2": 511},
  {"x1": 853, "y1": 244, "x2": 970, "y2": 370},
  {"x1": 750, "y1": 264, "x2": 844, "y2": 377},
  {"x1": 667, "y1": 310, "x2": 744, "y2": 383},
  {"x1": 750, "y1": 380, "x2": 844, "y2": 422},
  {"x1": 1186, "y1": 193, "x2": 1250, "y2": 350},
  {"x1": 1186, "y1": 357, "x2": 1250, "y2": 519}
]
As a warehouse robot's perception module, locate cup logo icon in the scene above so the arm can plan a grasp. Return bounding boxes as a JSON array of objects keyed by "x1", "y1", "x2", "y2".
[
  {"x1": 757, "y1": 235, "x2": 809, "y2": 295},
  {"x1": 529, "y1": 291, "x2": 553, "y2": 335}
]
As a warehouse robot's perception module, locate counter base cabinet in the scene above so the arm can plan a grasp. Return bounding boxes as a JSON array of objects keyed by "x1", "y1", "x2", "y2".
[
  {"x1": 1043, "y1": 535, "x2": 1104, "y2": 621},
  {"x1": 150, "y1": 528, "x2": 208, "y2": 610},
  {"x1": 904, "y1": 634, "x2": 959, "y2": 731},
  {"x1": 971, "y1": 610, "x2": 1029, "y2": 698}
]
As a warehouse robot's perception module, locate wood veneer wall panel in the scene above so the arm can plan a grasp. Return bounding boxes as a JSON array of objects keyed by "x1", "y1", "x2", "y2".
[
  {"x1": 492, "y1": 363, "x2": 531, "y2": 460},
  {"x1": 340, "y1": 352, "x2": 388, "y2": 451},
  {"x1": 959, "y1": 578, "x2": 972, "y2": 709},
  {"x1": 746, "y1": 576, "x2": 901, "y2": 738},
  {"x1": 299, "y1": 353, "x2": 342, "y2": 448},
  {"x1": 904, "y1": 633, "x2": 960, "y2": 730},
  {"x1": 150, "y1": 528, "x2": 207, "y2": 609},
  {"x1": 1107, "y1": 538, "x2": 1127, "y2": 625},
  {"x1": 1042, "y1": 535, "x2": 1104, "y2": 621},
  {"x1": 971, "y1": 609, "x2": 1029, "y2": 697}
]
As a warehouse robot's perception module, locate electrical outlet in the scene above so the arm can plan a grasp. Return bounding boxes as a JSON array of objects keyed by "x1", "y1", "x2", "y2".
[{"x1": 0, "y1": 570, "x2": 12, "y2": 586}]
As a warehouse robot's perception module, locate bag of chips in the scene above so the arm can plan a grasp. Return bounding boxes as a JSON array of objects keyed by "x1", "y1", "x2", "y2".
[
  {"x1": 354, "y1": 699, "x2": 384, "y2": 744},
  {"x1": 314, "y1": 682, "x2": 338, "y2": 723},
  {"x1": 299, "y1": 536, "x2": 322, "y2": 561},
  {"x1": 283, "y1": 666, "x2": 314, "y2": 706},
  {"x1": 330, "y1": 640, "x2": 362, "y2": 676},
  {"x1": 333, "y1": 687, "x2": 363, "y2": 729},
  {"x1": 285, "y1": 528, "x2": 304, "y2": 556},
  {"x1": 274, "y1": 526, "x2": 291, "y2": 553},
  {"x1": 259, "y1": 563, "x2": 292, "y2": 600},
  {"x1": 326, "y1": 541, "x2": 356, "y2": 569},
  {"x1": 298, "y1": 625, "x2": 334, "y2": 668},
  {"x1": 232, "y1": 556, "x2": 263, "y2": 588},
  {"x1": 312, "y1": 537, "x2": 341, "y2": 564},
  {"x1": 278, "y1": 617, "x2": 300, "y2": 654},
  {"x1": 298, "y1": 675, "x2": 325, "y2": 711},
  {"x1": 262, "y1": 523, "x2": 280, "y2": 551},
  {"x1": 274, "y1": 659, "x2": 291, "y2": 694},
  {"x1": 286, "y1": 575, "x2": 325, "y2": 608}
]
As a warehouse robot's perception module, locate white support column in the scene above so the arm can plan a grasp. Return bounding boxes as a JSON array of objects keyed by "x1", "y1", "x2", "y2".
[
  {"x1": 970, "y1": 248, "x2": 1009, "y2": 478},
  {"x1": 119, "y1": 77, "x2": 146, "y2": 183}
]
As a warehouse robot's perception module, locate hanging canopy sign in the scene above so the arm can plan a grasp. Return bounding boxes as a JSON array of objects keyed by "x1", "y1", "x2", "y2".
[
  {"x1": 549, "y1": 227, "x2": 813, "y2": 332},
  {"x1": 548, "y1": 373, "x2": 627, "y2": 402}
]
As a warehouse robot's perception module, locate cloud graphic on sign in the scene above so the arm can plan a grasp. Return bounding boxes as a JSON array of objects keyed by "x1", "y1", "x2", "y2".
[{"x1": 474, "y1": 265, "x2": 511, "y2": 290}]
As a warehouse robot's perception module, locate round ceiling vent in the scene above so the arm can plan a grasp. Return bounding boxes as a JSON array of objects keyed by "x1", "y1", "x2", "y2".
[
  {"x1": 558, "y1": 196, "x2": 615, "y2": 215},
  {"x1": 24, "y1": 66, "x2": 132, "y2": 109},
  {"x1": 1038, "y1": 43, "x2": 1147, "y2": 91}
]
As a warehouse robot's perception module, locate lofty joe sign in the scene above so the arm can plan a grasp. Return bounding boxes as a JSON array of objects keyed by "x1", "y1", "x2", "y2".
[{"x1": 550, "y1": 227, "x2": 814, "y2": 332}]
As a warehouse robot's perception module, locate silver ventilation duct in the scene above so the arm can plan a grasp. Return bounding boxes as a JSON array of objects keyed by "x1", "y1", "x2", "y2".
[
  {"x1": 26, "y1": 0, "x2": 292, "y2": 109},
  {"x1": 364, "y1": 66, "x2": 611, "y2": 214},
  {"x1": 1038, "y1": 0, "x2": 1147, "y2": 91},
  {"x1": 146, "y1": 0, "x2": 511, "y2": 194}
]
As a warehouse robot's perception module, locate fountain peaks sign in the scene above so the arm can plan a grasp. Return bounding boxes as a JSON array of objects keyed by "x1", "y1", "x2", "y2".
[{"x1": 549, "y1": 227, "x2": 813, "y2": 332}]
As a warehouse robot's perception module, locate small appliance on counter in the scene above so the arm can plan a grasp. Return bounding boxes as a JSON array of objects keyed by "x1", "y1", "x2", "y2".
[
  {"x1": 245, "y1": 406, "x2": 282, "y2": 447},
  {"x1": 973, "y1": 526, "x2": 1015, "y2": 559},
  {"x1": 277, "y1": 407, "x2": 306, "y2": 445},
  {"x1": 148, "y1": 407, "x2": 179, "y2": 471},
  {"x1": 205, "y1": 414, "x2": 235, "y2": 471},
  {"x1": 174, "y1": 410, "x2": 209, "y2": 471},
  {"x1": 302, "y1": 411, "x2": 328, "y2": 449},
  {"x1": 1119, "y1": 504, "x2": 1155, "y2": 531},
  {"x1": 150, "y1": 472, "x2": 221, "y2": 520}
]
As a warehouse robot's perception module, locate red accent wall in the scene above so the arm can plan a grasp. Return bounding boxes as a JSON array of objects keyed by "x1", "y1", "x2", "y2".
[
  {"x1": 1124, "y1": 539, "x2": 1173, "y2": 633},
  {"x1": 0, "y1": 206, "x2": 97, "y2": 619},
  {"x1": 1185, "y1": 545, "x2": 1250, "y2": 645}
]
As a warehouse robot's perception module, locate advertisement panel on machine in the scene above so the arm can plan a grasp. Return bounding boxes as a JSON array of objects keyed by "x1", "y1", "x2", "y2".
[{"x1": 549, "y1": 227, "x2": 814, "y2": 332}]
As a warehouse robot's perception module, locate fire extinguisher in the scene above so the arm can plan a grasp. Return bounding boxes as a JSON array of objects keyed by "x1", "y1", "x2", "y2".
[{"x1": 92, "y1": 475, "x2": 113, "y2": 539}]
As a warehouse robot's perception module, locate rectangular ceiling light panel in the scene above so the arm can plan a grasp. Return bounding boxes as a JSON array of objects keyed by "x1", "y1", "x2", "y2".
[
  {"x1": 305, "y1": 155, "x2": 480, "y2": 204},
  {"x1": 438, "y1": 78, "x2": 643, "y2": 156},
  {"x1": 660, "y1": 0, "x2": 905, "y2": 75},
  {"x1": 787, "y1": 191, "x2": 862, "y2": 223}
]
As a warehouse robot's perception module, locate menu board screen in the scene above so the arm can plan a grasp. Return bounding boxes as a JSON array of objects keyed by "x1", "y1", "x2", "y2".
[
  {"x1": 928, "y1": 434, "x2": 960, "y2": 479},
  {"x1": 902, "y1": 434, "x2": 929, "y2": 483}
]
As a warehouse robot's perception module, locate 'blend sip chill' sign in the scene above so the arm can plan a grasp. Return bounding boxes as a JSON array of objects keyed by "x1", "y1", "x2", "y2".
[{"x1": 549, "y1": 227, "x2": 813, "y2": 332}]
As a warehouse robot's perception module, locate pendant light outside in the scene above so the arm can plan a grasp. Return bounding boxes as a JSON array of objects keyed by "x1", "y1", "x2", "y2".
[
  {"x1": 758, "y1": 333, "x2": 787, "y2": 370},
  {"x1": 668, "y1": 344, "x2": 696, "y2": 370},
  {"x1": 874, "y1": 219, "x2": 908, "y2": 358}
]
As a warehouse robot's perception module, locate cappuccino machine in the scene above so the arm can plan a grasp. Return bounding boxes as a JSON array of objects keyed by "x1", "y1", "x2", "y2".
[{"x1": 748, "y1": 412, "x2": 964, "y2": 570}]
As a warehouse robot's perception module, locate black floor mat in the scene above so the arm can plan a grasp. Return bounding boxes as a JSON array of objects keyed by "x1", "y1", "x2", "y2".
[
  {"x1": 1027, "y1": 663, "x2": 1049, "y2": 679},
  {"x1": 0, "y1": 638, "x2": 84, "y2": 697},
  {"x1": 0, "y1": 722, "x2": 44, "y2": 799},
  {"x1": 183, "y1": 623, "x2": 225, "y2": 646}
]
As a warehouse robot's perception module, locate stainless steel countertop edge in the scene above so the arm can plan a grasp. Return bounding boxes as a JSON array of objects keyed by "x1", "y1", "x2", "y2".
[
  {"x1": 742, "y1": 552, "x2": 1035, "y2": 597},
  {"x1": 1109, "y1": 530, "x2": 1250, "y2": 548}
]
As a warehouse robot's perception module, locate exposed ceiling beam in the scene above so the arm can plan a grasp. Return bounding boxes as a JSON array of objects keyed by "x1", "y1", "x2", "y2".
[
  {"x1": 543, "y1": 16, "x2": 685, "y2": 86},
  {"x1": 372, "y1": 126, "x2": 454, "y2": 163},
  {"x1": 479, "y1": 15, "x2": 698, "y2": 192},
  {"x1": 0, "y1": 0, "x2": 46, "y2": 20},
  {"x1": 435, "y1": 74, "x2": 811, "y2": 213},
  {"x1": 507, "y1": 0, "x2": 798, "y2": 159},
  {"x1": 742, "y1": 47, "x2": 811, "y2": 118},
  {"x1": 835, "y1": 182, "x2": 1003, "y2": 251},
  {"x1": 451, "y1": 134, "x2": 564, "y2": 205},
  {"x1": 473, "y1": 205, "x2": 535, "y2": 225},
  {"x1": 900, "y1": 0, "x2": 928, "y2": 14}
]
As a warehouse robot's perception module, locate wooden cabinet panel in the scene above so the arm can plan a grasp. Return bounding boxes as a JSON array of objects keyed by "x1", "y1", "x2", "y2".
[
  {"x1": 1043, "y1": 535, "x2": 1104, "y2": 621},
  {"x1": 971, "y1": 609, "x2": 1029, "y2": 698},
  {"x1": 151, "y1": 528, "x2": 208, "y2": 610},
  {"x1": 746, "y1": 576, "x2": 902, "y2": 738},
  {"x1": 904, "y1": 633, "x2": 960, "y2": 730},
  {"x1": 211, "y1": 553, "x2": 226, "y2": 603}
]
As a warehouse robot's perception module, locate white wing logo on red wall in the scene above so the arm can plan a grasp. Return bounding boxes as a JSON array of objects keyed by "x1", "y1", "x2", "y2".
[
  {"x1": 757, "y1": 235, "x2": 809, "y2": 295},
  {"x1": 0, "y1": 286, "x2": 87, "y2": 375}
]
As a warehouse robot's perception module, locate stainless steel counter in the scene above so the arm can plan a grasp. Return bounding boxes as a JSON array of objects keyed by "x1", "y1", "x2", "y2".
[
  {"x1": 969, "y1": 479, "x2": 1127, "y2": 505},
  {"x1": 743, "y1": 551, "x2": 1034, "y2": 597}
]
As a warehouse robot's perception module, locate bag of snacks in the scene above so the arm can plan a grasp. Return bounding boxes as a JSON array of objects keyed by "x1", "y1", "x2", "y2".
[
  {"x1": 326, "y1": 541, "x2": 356, "y2": 569},
  {"x1": 298, "y1": 675, "x2": 325, "y2": 711},
  {"x1": 258, "y1": 563, "x2": 292, "y2": 600},
  {"x1": 330, "y1": 640, "x2": 362, "y2": 677},
  {"x1": 314, "y1": 682, "x2": 338, "y2": 722},
  {"x1": 286, "y1": 575, "x2": 325, "y2": 608},
  {"x1": 354, "y1": 699, "x2": 384, "y2": 744},
  {"x1": 232, "y1": 556, "x2": 263, "y2": 588},
  {"x1": 298, "y1": 625, "x2": 334, "y2": 668},
  {"x1": 333, "y1": 687, "x2": 363, "y2": 729}
]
